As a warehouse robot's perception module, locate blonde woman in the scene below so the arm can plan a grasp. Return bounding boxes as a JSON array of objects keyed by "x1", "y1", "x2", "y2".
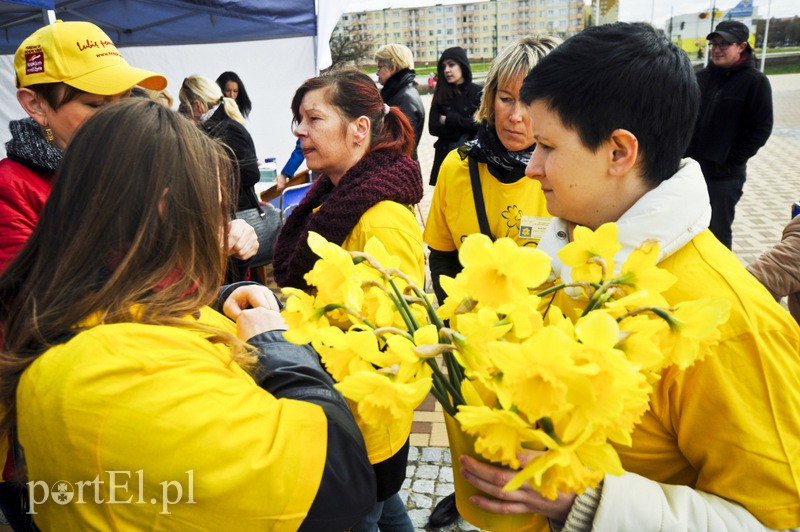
[
  {"x1": 424, "y1": 36, "x2": 561, "y2": 527},
  {"x1": 179, "y1": 74, "x2": 260, "y2": 212},
  {"x1": 375, "y1": 43, "x2": 425, "y2": 160}
]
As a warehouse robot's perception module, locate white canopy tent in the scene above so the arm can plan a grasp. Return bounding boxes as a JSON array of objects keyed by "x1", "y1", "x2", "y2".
[{"x1": 0, "y1": 0, "x2": 346, "y2": 165}]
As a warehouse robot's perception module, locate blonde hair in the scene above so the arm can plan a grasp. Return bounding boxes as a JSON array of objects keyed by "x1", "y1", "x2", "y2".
[
  {"x1": 179, "y1": 74, "x2": 245, "y2": 125},
  {"x1": 142, "y1": 87, "x2": 174, "y2": 108},
  {"x1": 374, "y1": 44, "x2": 415, "y2": 71},
  {"x1": 476, "y1": 35, "x2": 561, "y2": 125}
]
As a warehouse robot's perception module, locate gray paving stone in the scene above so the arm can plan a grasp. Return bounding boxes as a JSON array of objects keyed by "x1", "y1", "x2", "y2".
[
  {"x1": 410, "y1": 493, "x2": 433, "y2": 509},
  {"x1": 435, "y1": 482, "x2": 455, "y2": 496},
  {"x1": 420, "y1": 447, "x2": 443, "y2": 463},
  {"x1": 408, "y1": 446, "x2": 419, "y2": 462},
  {"x1": 439, "y1": 466, "x2": 454, "y2": 483},
  {"x1": 412, "y1": 479, "x2": 435, "y2": 494},
  {"x1": 415, "y1": 464, "x2": 440, "y2": 479},
  {"x1": 408, "y1": 508, "x2": 431, "y2": 529}
]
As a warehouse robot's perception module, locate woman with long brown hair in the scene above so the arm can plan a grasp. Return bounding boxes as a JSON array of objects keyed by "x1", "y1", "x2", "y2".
[
  {"x1": 273, "y1": 68, "x2": 423, "y2": 531},
  {"x1": 0, "y1": 98, "x2": 374, "y2": 529}
]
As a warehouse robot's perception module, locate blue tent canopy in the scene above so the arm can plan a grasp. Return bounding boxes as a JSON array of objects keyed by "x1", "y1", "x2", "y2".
[{"x1": 0, "y1": 0, "x2": 316, "y2": 54}]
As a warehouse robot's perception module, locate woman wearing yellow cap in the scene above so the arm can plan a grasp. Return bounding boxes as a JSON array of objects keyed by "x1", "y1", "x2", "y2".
[{"x1": 0, "y1": 20, "x2": 167, "y2": 272}]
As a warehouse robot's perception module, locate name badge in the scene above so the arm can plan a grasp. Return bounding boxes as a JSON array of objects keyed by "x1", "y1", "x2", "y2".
[{"x1": 519, "y1": 216, "x2": 551, "y2": 240}]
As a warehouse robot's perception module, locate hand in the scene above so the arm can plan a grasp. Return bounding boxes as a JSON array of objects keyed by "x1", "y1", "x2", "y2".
[
  {"x1": 276, "y1": 173, "x2": 289, "y2": 192},
  {"x1": 227, "y1": 219, "x2": 259, "y2": 260},
  {"x1": 223, "y1": 284, "x2": 280, "y2": 320},
  {"x1": 236, "y1": 307, "x2": 286, "y2": 341},
  {"x1": 459, "y1": 454, "x2": 576, "y2": 523}
]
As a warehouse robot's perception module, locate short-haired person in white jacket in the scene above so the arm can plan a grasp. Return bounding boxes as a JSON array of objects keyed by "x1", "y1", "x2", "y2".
[{"x1": 457, "y1": 23, "x2": 800, "y2": 531}]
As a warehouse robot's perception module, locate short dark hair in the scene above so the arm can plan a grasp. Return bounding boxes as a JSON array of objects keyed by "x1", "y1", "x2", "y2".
[{"x1": 520, "y1": 22, "x2": 700, "y2": 186}]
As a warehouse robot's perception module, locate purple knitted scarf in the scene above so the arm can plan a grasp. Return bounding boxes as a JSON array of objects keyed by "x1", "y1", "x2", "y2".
[{"x1": 273, "y1": 149, "x2": 422, "y2": 289}]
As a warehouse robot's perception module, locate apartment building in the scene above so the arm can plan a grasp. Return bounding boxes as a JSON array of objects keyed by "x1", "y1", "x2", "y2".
[{"x1": 335, "y1": 0, "x2": 586, "y2": 65}]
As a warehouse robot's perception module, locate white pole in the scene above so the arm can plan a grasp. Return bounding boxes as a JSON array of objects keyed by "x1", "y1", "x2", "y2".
[
  {"x1": 760, "y1": 0, "x2": 772, "y2": 72},
  {"x1": 44, "y1": 9, "x2": 56, "y2": 24},
  {"x1": 595, "y1": 0, "x2": 600, "y2": 26}
]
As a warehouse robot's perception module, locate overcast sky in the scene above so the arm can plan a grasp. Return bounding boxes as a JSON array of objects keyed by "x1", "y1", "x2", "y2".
[{"x1": 343, "y1": 0, "x2": 797, "y2": 30}]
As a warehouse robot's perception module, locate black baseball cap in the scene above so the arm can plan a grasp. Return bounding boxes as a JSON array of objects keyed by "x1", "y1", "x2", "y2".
[{"x1": 707, "y1": 21, "x2": 751, "y2": 49}]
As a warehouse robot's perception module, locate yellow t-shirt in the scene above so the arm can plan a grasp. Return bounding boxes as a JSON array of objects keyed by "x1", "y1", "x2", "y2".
[
  {"x1": 17, "y1": 308, "x2": 327, "y2": 530},
  {"x1": 343, "y1": 200, "x2": 425, "y2": 286},
  {"x1": 342, "y1": 200, "x2": 425, "y2": 463},
  {"x1": 424, "y1": 150, "x2": 551, "y2": 251}
]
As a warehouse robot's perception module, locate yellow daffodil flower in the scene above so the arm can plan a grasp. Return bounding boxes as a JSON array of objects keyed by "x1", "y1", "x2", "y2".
[
  {"x1": 304, "y1": 231, "x2": 364, "y2": 311},
  {"x1": 662, "y1": 298, "x2": 731, "y2": 369},
  {"x1": 312, "y1": 326, "x2": 377, "y2": 382},
  {"x1": 617, "y1": 240, "x2": 677, "y2": 294},
  {"x1": 336, "y1": 372, "x2": 431, "y2": 429},
  {"x1": 385, "y1": 324, "x2": 437, "y2": 381},
  {"x1": 458, "y1": 234, "x2": 551, "y2": 310},
  {"x1": 456, "y1": 405, "x2": 545, "y2": 469},
  {"x1": 361, "y1": 285, "x2": 397, "y2": 328},
  {"x1": 558, "y1": 223, "x2": 621, "y2": 283},
  {"x1": 281, "y1": 287, "x2": 329, "y2": 345},
  {"x1": 506, "y1": 431, "x2": 618, "y2": 498},
  {"x1": 491, "y1": 327, "x2": 583, "y2": 421}
]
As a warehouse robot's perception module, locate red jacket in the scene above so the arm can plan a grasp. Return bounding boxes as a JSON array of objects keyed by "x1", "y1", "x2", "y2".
[{"x1": 0, "y1": 157, "x2": 53, "y2": 272}]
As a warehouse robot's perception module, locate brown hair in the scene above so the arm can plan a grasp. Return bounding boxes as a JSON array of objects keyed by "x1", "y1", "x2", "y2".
[
  {"x1": 291, "y1": 69, "x2": 414, "y2": 157},
  {"x1": 24, "y1": 82, "x2": 86, "y2": 110},
  {"x1": 0, "y1": 98, "x2": 249, "y2": 437}
]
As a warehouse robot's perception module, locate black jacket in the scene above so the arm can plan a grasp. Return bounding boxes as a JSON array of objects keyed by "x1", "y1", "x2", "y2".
[
  {"x1": 214, "y1": 283, "x2": 377, "y2": 529},
  {"x1": 428, "y1": 82, "x2": 482, "y2": 184},
  {"x1": 686, "y1": 50, "x2": 773, "y2": 181},
  {"x1": 381, "y1": 69, "x2": 425, "y2": 161},
  {"x1": 203, "y1": 105, "x2": 261, "y2": 211},
  {"x1": 428, "y1": 47, "x2": 482, "y2": 185}
]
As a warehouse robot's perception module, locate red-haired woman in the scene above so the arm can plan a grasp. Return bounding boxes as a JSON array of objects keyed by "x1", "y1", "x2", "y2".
[{"x1": 273, "y1": 69, "x2": 423, "y2": 531}]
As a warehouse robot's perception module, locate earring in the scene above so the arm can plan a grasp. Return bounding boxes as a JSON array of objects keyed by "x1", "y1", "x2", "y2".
[
  {"x1": 44, "y1": 127, "x2": 54, "y2": 144},
  {"x1": 355, "y1": 141, "x2": 362, "y2": 147}
]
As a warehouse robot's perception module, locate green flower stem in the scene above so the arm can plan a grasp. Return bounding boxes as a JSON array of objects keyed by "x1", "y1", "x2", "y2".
[
  {"x1": 442, "y1": 352, "x2": 465, "y2": 397},
  {"x1": 428, "y1": 373, "x2": 457, "y2": 417},
  {"x1": 372, "y1": 326, "x2": 415, "y2": 342},
  {"x1": 388, "y1": 292, "x2": 416, "y2": 333},
  {"x1": 535, "y1": 283, "x2": 568, "y2": 297},
  {"x1": 539, "y1": 417, "x2": 565, "y2": 446},
  {"x1": 410, "y1": 287, "x2": 447, "y2": 332},
  {"x1": 317, "y1": 304, "x2": 377, "y2": 329},
  {"x1": 617, "y1": 306, "x2": 677, "y2": 327},
  {"x1": 425, "y1": 357, "x2": 466, "y2": 408},
  {"x1": 581, "y1": 279, "x2": 622, "y2": 316},
  {"x1": 388, "y1": 278, "x2": 421, "y2": 332}
]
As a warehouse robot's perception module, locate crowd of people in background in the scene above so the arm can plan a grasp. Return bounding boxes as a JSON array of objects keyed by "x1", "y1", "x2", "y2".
[{"x1": 0, "y1": 14, "x2": 798, "y2": 532}]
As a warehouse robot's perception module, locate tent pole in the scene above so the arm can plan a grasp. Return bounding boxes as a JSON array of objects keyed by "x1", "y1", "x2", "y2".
[{"x1": 44, "y1": 9, "x2": 56, "y2": 24}]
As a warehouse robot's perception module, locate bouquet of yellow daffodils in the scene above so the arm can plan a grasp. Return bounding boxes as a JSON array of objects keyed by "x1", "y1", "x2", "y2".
[{"x1": 281, "y1": 223, "x2": 730, "y2": 499}]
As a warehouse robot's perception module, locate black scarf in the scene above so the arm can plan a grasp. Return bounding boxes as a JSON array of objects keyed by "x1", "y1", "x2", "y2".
[
  {"x1": 5, "y1": 118, "x2": 62, "y2": 174},
  {"x1": 459, "y1": 121, "x2": 533, "y2": 182},
  {"x1": 273, "y1": 149, "x2": 422, "y2": 290}
]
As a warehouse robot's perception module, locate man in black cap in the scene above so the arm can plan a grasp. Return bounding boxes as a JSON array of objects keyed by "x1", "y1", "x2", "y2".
[{"x1": 686, "y1": 20, "x2": 773, "y2": 249}]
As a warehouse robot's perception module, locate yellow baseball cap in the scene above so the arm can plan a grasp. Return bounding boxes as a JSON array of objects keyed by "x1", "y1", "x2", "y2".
[{"x1": 14, "y1": 20, "x2": 167, "y2": 94}]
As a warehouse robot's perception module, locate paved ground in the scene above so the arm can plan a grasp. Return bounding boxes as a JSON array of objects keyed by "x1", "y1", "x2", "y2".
[{"x1": 401, "y1": 73, "x2": 800, "y2": 531}]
